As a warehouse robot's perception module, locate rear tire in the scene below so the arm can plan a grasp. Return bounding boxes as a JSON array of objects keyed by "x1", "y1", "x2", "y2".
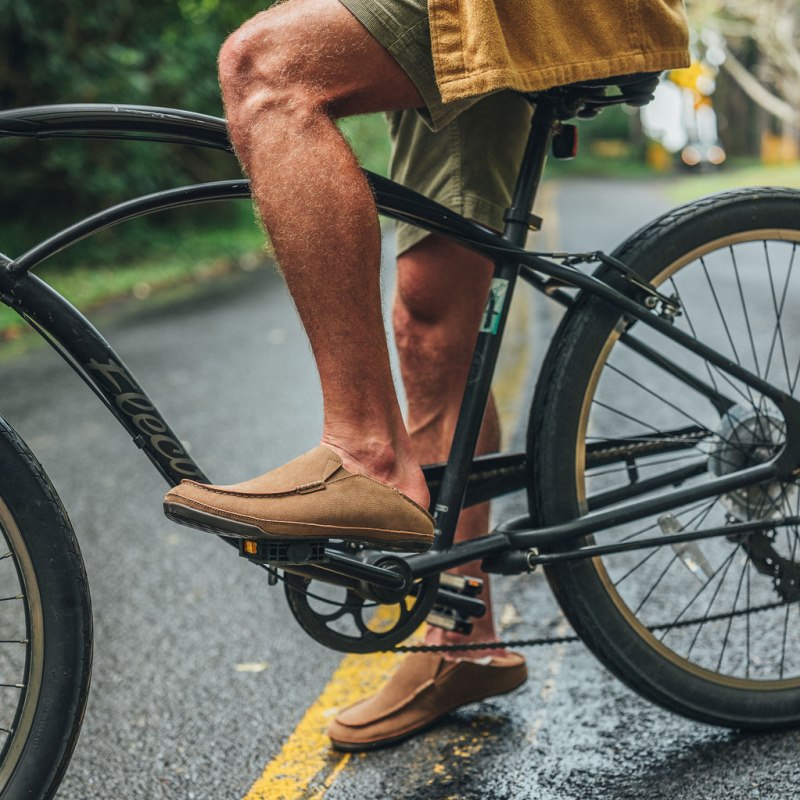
[
  {"x1": 0, "y1": 414, "x2": 92, "y2": 798},
  {"x1": 529, "y1": 188, "x2": 800, "y2": 728}
]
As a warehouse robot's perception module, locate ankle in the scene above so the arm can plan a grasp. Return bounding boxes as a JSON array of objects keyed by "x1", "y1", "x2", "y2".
[{"x1": 321, "y1": 434, "x2": 430, "y2": 510}]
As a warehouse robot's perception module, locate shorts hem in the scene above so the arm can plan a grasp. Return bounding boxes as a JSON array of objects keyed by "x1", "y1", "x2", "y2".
[
  {"x1": 336, "y1": 0, "x2": 470, "y2": 131},
  {"x1": 394, "y1": 192, "x2": 508, "y2": 257}
]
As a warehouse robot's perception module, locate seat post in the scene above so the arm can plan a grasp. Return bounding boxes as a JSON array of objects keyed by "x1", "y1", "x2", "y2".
[{"x1": 502, "y1": 98, "x2": 557, "y2": 247}]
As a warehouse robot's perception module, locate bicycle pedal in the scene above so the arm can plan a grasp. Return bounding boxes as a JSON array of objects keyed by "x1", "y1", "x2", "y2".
[
  {"x1": 440, "y1": 572, "x2": 484, "y2": 597},
  {"x1": 239, "y1": 538, "x2": 328, "y2": 566},
  {"x1": 427, "y1": 608, "x2": 473, "y2": 636}
]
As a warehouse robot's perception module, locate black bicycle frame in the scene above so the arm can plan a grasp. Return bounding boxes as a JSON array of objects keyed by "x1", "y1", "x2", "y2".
[{"x1": 2, "y1": 102, "x2": 800, "y2": 590}]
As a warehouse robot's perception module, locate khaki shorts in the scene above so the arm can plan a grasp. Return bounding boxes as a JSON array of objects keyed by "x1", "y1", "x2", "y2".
[{"x1": 337, "y1": 0, "x2": 533, "y2": 255}]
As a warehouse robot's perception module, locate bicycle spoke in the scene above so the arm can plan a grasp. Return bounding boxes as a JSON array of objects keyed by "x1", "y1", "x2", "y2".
[
  {"x1": 685, "y1": 545, "x2": 738, "y2": 659},
  {"x1": 604, "y1": 361, "x2": 719, "y2": 438},
  {"x1": 633, "y1": 550, "x2": 680, "y2": 616},
  {"x1": 730, "y1": 245, "x2": 761, "y2": 379},
  {"x1": 612, "y1": 545, "x2": 659, "y2": 587},
  {"x1": 699, "y1": 256, "x2": 743, "y2": 367},
  {"x1": 699, "y1": 255, "x2": 760, "y2": 410},
  {"x1": 671, "y1": 278, "x2": 721, "y2": 396},
  {"x1": 715, "y1": 553, "x2": 749, "y2": 673},
  {"x1": 594, "y1": 379, "x2": 769, "y2": 474},
  {"x1": 660, "y1": 546, "x2": 738, "y2": 644},
  {"x1": 762, "y1": 241, "x2": 794, "y2": 389},
  {"x1": 612, "y1": 499, "x2": 716, "y2": 585},
  {"x1": 617, "y1": 498, "x2": 714, "y2": 544}
]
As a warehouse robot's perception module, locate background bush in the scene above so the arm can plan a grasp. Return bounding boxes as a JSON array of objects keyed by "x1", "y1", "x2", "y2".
[{"x1": 0, "y1": 0, "x2": 275, "y2": 252}]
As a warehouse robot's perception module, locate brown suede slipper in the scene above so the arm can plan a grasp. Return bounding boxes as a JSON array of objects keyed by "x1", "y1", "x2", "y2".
[
  {"x1": 163, "y1": 446, "x2": 434, "y2": 552},
  {"x1": 327, "y1": 651, "x2": 528, "y2": 751}
]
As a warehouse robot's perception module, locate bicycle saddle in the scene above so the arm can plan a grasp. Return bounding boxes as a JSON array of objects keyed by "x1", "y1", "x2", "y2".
[{"x1": 526, "y1": 71, "x2": 661, "y2": 119}]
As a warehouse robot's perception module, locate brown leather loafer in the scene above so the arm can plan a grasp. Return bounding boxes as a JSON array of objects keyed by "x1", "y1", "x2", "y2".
[
  {"x1": 163, "y1": 445, "x2": 434, "y2": 552},
  {"x1": 327, "y1": 651, "x2": 528, "y2": 751}
]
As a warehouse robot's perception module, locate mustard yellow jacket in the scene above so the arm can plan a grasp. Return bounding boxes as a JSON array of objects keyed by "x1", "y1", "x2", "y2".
[{"x1": 429, "y1": 0, "x2": 690, "y2": 103}]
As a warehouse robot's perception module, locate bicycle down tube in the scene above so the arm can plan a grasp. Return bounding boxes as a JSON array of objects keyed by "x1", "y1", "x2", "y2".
[{"x1": 1, "y1": 103, "x2": 799, "y2": 584}]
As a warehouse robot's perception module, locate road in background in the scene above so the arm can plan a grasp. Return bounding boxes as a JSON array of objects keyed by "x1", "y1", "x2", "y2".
[{"x1": 1, "y1": 179, "x2": 798, "y2": 799}]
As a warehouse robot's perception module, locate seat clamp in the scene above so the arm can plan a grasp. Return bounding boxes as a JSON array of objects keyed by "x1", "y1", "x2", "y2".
[{"x1": 503, "y1": 207, "x2": 543, "y2": 232}]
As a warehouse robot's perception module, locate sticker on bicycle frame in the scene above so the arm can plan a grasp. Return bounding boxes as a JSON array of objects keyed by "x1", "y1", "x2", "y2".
[{"x1": 479, "y1": 278, "x2": 509, "y2": 335}]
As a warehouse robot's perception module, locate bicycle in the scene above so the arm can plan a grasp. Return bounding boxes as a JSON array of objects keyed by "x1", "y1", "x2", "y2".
[{"x1": 0, "y1": 72, "x2": 799, "y2": 798}]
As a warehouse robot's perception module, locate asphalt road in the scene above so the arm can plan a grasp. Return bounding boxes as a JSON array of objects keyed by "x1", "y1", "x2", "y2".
[{"x1": 2, "y1": 179, "x2": 799, "y2": 799}]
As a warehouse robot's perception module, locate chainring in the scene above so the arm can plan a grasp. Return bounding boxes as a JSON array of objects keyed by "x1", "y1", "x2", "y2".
[{"x1": 283, "y1": 565, "x2": 440, "y2": 654}]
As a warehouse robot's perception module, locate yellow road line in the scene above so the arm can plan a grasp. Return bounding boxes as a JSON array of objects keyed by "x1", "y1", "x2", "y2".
[
  {"x1": 308, "y1": 752, "x2": 351, "y2": 800},
  {"x1": 243, "y1": 645, "x2": 397, "y2": 800}
]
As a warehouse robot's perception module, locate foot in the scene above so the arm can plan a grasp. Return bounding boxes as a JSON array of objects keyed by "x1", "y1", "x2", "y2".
[
  {"x1": 328, "y1": 651, "x2": 527, "y2": 751},
  {"x1": 163, "y1": 446, "x2": 434, "y2": 552}
]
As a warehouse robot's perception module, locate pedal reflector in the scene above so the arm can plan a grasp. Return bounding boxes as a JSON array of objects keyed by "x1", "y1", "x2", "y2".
[{"x1": 238, "y1": 538, "x2": 328, "y2": 565}]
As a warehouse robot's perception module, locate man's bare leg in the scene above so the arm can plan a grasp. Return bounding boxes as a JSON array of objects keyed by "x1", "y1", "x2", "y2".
[
  {"x1": 218, "y1": 0, "x2": 428, "y2": 507},
  {"x1": 394, "y1": 234, "x2": 507, "y2": 659}
]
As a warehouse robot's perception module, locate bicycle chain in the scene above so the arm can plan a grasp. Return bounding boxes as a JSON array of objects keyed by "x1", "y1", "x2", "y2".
[
  {"x1": 588, "y1": 429, "x2": 708, "y2": 463},
  {"x1": 383, "y1": 599, "x2": 789, "y2": 653}
]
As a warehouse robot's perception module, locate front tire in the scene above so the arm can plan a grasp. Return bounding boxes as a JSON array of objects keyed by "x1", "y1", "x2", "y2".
[{"x1": 0, "y1": 415, "x2": 92, "y2": 799}]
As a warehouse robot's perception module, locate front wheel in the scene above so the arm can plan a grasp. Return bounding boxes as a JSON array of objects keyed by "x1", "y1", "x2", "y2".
[
  {"x1": 0, "y1": 415, "x2": 92, "y2": 799},
  {"x1": 529, "y1": 188, "x2": 800, "y2": 728}
]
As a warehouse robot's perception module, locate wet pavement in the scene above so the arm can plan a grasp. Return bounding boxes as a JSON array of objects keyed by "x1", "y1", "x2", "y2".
[{"x1": 0, "y1": 179, "x2": 798, "y2": 799}]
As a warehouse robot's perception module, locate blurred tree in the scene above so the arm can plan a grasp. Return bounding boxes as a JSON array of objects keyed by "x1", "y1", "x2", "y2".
[
  {"x1": 686, "y1": 0, "x2": 800, "y2": 126},
  {"x1": 0, "y1": 0, "x2": 271, "y2": 240}
]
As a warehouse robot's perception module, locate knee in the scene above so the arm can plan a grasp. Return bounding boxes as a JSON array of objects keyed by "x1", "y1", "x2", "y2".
[
  {"x1": 393, "y1": 294, "x2": 467, "y2": 374},
  {"x1": 218, "y1": 14, "x2": 266, "y2": 98},
  {"x1": 218, "y1": 11, "x2": 316, "y2": 123}
]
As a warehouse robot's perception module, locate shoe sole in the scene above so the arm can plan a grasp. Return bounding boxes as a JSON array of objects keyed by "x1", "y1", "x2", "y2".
[
  {"x1": 163, "y1": 502, "x2": 433, "y2": 553},
  {"x1": 328, "y1": 673, "x2": 528, "y2": 752}
]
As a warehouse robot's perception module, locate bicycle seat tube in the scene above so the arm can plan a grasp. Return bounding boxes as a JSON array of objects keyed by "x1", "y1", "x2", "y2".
[{"x1": 431, "y1": 98, "x2": 556, "y2": 550}]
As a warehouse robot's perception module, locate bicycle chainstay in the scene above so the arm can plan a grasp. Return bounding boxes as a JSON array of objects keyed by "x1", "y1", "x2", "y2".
[{"x1": 383, "y1": 599, "x2": 791, "y2": 653}]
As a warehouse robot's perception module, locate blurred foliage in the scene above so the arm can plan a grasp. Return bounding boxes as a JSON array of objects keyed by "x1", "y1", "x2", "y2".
[
  {"x1": 340, "y1": 115, "x2": 391, "y2": 177},
  {"x1": 0, "y1": 0, "x2": 273, "y2": 252},
  {"x1": 0, "y1": 0, "x2": 394, "y2": 264}
]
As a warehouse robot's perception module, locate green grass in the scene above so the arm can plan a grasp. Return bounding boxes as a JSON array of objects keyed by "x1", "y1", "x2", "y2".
[{"x1": 665, "y1": 161, "x2": 800, "y2": 205}]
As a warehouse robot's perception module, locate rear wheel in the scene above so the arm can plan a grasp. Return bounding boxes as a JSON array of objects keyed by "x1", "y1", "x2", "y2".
[
  {"x1": 0, "y1": 415, "x2": 92, "y2": 798},
  {"x1": 529, "y1": 188, "x2": 800, "y2": 727}
]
